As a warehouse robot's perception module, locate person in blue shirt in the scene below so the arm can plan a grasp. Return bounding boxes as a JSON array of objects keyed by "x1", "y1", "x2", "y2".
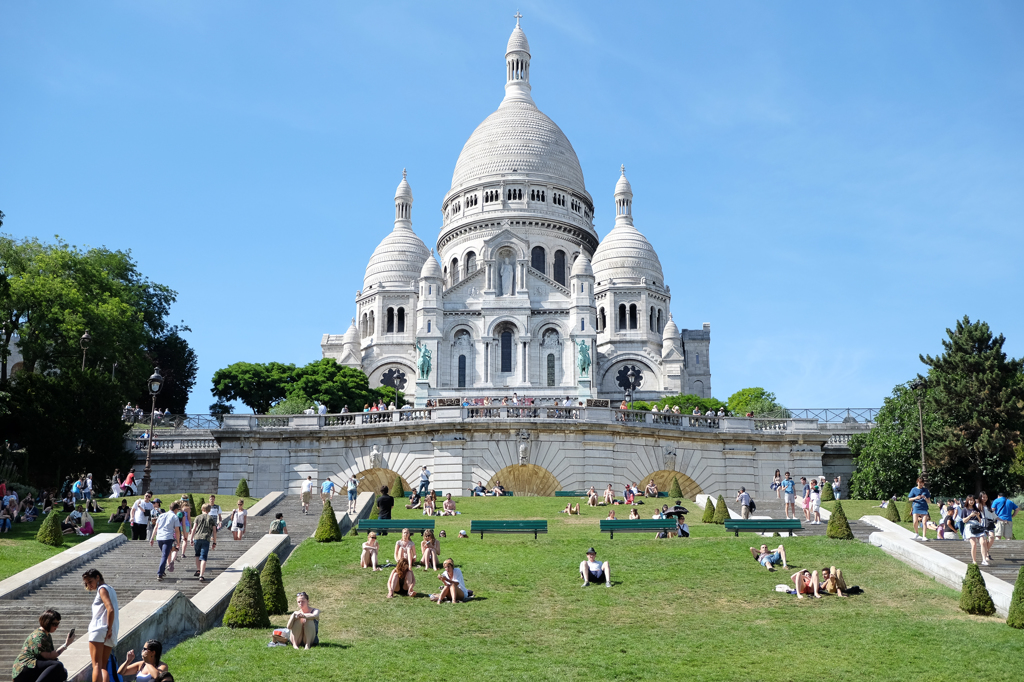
[
  {"x1": 991, "y1": 491, "x2": 1018, "y2": 540},
  {"x1": 908, "y1": 477, "x2": 931, "y2": 541},
  {"x1": 320, "y1": 479, "x2": 335, "y2": 506},
  {"x1": 781, "y1": 473, "x2": 796, "y2": 520}
]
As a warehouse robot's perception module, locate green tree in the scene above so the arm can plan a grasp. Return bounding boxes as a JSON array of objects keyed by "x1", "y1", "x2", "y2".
[
  {"x1": 884, "y1": 501, "x2": 901, "y2": 523},
  {"x1": 826, "y1": 501, "x2": 854, "y2": 540},
  {"x1": 289, "y1": 359, "x2": 378, "y2": 413},
  {"x1": 819, "y1": 479, "x2": 835, "y2": 502},
  {"x1": 268, "y1": 394, "x2": 315, "y2": 415},
  {"x1": 668, "y1": 477, "x2": 683, "y2": 499},
  {"x1": 260, "y1": 552, "x2": 289, "y2": 615},
  {"x1": 712, "y1": 494, "x2": 729, "y2": 524},
  {"x1": 633, "y1": 394, "x2": 726, "y2": 414},
  {"x1": 210, "y1": 362, "x2": 296, "y2": 414},
  {"x1": 223, "y1": 566, "x2": 271, "y2": 628},
  {"x1": 849, "y1": 382, "x2": 939, "y2": 500},
  {"x1": 959, "y1": 563, "x2": 996, "y2": 616},
  {"x1": 726, "y1": 388, "x2": 789, "y2": 417},
  {"x1": 701, "y1": 497, "x2": 715, "y2": 523},
  {"x1": 136, "y1": 328, "x2": 198, "y2": 414},
  {"x1": 920, "y1": 316, "x2": 1024, "y2": 495},
  {"x1": 235, "y1": 478, "x2": 250, "y2": 497},
  {"x1": 117, "y1": 520, "x2": 131, "y2": 539},
  {"x1": 36, "y1": 510, "x2": 64, "y2": 547},
  {"x1": 1007, "y1": 565, "x2": 1024, "y2": 629},
  {"x1": 315, "y1": 499, "x2": 342, "y2": 542}
]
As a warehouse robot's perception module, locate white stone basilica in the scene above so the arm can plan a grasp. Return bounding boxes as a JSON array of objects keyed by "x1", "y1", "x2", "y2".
[{"x1": 322, "y1": 18, "x2": 712, "y2": 404}]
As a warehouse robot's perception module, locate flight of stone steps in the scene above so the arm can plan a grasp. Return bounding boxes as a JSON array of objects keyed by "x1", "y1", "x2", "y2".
[
  {"x1": 915, "y1": 536, "x2": 1023, "y2": 584},
  {"x1": 0, "y1": 492, "x2": 329, "y2": 670},
  {"x1": 724, "y1": 497, "x2": 875, "y2": 541}
]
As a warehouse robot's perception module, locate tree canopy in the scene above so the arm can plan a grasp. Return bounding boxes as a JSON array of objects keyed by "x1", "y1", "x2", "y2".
[
  {"x1": 726, "y1": 387, "x2": 789, "y2": 417},
  {"x1": 211, "y1": 359, "x2": 381, "y2": 414},
  {"x1": 211, "y1": 362, "x2": 296, "y2": 414},
  {"x1": 632, "y1": 393, "x2": 726, "y2": 413}
]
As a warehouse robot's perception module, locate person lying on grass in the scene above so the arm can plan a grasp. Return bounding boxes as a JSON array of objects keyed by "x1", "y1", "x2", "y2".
[
  {"x1": 394, "y1": 528, "x2": 417, "y2": 565},
  {"x1": 579, "y1": 547, "x2": 611, "y2": 588},
  {"x1": 750, "y1": 544, "x2": 788, "y2": 571},
  {"x1": 792, "y1": 569, "x2": 822, "y2": 599},
  {"x1": 436, "y1": 558, "x2": 468, "y2": 604},
  {"x1": 559, "y1": 502, "x2": 581, "y2": 515},
  {"x1": 361, "y1": 532, "x2": 381, "y2": 570},
  {"x1": 820, "y1": 566, "x2": 848, "y2": 597},
  {"x1": 387, "y1": 557, "x2": 416, "y2": 598},
  {"x1": 286, "y1": 592, "x2": 320, "y2": 649},
  {"x1": 421, "y1": 529, "x2": 440, "y2": 571}
]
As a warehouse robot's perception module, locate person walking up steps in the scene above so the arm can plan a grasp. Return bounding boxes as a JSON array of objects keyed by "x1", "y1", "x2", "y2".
[
  {"x1": 151, "y1": 502, "x2": 182, "y2": 580},
  {"x1": 189, "y1": 504, "x2": 217, "y2": 583},
  {"x1": 300, "y1": 476, "x2": 314, "y2": 515},
  {"x1": 320, "y1": 478, "x2": 335, "y2": 506},
  {"x1": 346, "y1": 475, "x2": 358, "y2": 514}
]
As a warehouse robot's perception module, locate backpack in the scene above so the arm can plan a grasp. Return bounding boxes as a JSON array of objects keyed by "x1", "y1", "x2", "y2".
[
  {"x1": 106, "y1": 652, "x2": 124, "y2": 682},
  {"x1": 748, "y1": 499, "x2": 756, "y2": 513}
]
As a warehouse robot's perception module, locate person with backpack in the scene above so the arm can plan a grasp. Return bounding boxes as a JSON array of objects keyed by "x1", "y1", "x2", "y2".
[
  {"x1": 188, "y1": 504, "x2": 217, "y2": 582},
  {"x1": 269, "y1": 512, "x2": 288, "y2": 535},
  {"x1": 736, "y1": 487, "x2": 752, "y2": 519}
]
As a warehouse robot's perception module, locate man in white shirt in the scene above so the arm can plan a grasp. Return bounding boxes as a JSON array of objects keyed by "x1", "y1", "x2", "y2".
[
  {"x1": 318, "y1": 403, "x2": 327, "y2": 416},
  {"x1": 301, "y1": 476, "x2": 314, "y2": 515},
  {"x1": 150, "y1": 501, "x2": 181, "y2": 580},
  {"x1": 579, "y1": 547, "x2": 611, "y2": 587},
  {"x1": 417, "y1": 467, "x2": 431, "y2": 497},
  {"x1": 207, "y1": 494, "x2": 223, "y2": 529},
  {"x1": 130, "y1": 493, "x2": 154, "y2": 541}
]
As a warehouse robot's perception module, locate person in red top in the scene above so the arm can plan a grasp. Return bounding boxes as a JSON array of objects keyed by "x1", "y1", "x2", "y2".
[{"x1": 123, "y1": 470, "x2": 137, "y2": 496}]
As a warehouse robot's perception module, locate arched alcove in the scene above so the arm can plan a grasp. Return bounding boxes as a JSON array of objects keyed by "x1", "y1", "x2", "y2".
[
  {"x1": 486, "y1": 464, "x2": 560, "y2": 497},
  {"x1": 356, "y1": 468, "x2": 412, "y2": 495},
  {"x1": 640, "y1": 470, "x2": 703, "y2": 500}
]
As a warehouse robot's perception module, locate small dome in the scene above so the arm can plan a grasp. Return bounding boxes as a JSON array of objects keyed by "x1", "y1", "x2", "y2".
[
  {"x1": 570, "y1": 252, "x2": 594, "y2": 278},
  {"x1": 342, "y1": 318, "x2": 359, "y2": 345},
  {"x1": 363, "y1": 226, "x2": 430, "y2": 291},
  {"x1": 420, "y1": 249, "x2": 442, "y2": 280},
  {"x1": 592, "y1": 224, "x2": 664, "y2": 285},
  {"x1": 615, "y1": 165, "x2": 632, "y2": 197},
  {"x1": 662, "y1": 314, "x2": 679, "y2": 342},
  {"x1": 506, "y1": 23, "x2": 530, "y2": 55},
  {"x1": 395, "y1": 168, "x2": 413, "y2": 201}
]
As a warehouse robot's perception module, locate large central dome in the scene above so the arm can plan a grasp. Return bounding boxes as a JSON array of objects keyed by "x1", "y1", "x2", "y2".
[{"x1": 449, "y1": 20, "x2": 587, "y2": 198}]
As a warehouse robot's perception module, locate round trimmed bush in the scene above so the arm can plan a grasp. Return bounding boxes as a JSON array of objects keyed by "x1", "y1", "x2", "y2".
[
  {"x1": 712, "y1": 494, "x2": 729, "y2": 524},
  {"x1": 701, "y1": 497, "x2": 715, "y2": 524},
  {"x1": 1007, "y1": 563, "x2": 1024, "y2": 628},
  {"x1": 960, "y1": 563, "x2": 996, "y2": 616},
  {"x1": 884, "y1": 500, "x2": 901, "y2": 523},
  {"x1": 235, "y1": 478, "x2": 250, "y2": 497},
  {"x1": 260, "y1": 552, "x2": 289, "y2": 615},
  {"x1": 223, "y1": 566, "x2": 271, "y2": 628},
  {"x1": 36, "y1": 510, "x2": 64, "y2": 547},
  {"x1": 826, "y1": 500, "x2": 855, "y2": 540},
  {"x1": 314, "y1": 499, "x2": 342, "y2": 542}
]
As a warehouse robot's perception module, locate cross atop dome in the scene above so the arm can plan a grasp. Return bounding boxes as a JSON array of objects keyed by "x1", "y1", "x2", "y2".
[{"x1": 514, "y1": 10, "x2": 522, "y2": 26}]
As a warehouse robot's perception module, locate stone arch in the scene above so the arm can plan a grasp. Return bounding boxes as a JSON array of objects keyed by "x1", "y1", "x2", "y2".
[
  {"x1": 643, "y1": 470, "x2": 703, "y2": 500},
  {"x1": 486, "y1": 464, "x2": 560, "y2": 497},
  {"x1": 356, "y1": 467, "x2": 412, "y2": 495}
]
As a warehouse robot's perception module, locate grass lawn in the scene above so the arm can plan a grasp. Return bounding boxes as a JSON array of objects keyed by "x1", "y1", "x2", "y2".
[
  {"x1": 164, "y1": 497, "x2": 1024, "y2": 681},
  {"x1": 0, "y1": 492, "x2": 259, "y2": 581}
]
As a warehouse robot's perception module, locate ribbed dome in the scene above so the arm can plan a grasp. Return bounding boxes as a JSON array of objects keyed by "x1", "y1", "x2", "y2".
[
  {"x1": 662, "y1": 314, "x2": 679, "y2": 342},
  {"x1": 507, "y1": 24, "x2": 530, "y2": 54},
  {"x1": 570, "y1": 252, "x2": 593, "y2": 278},
  {"x1": 420, "y1": 250, "x2": 442, "y2": 279},
  {"x1": 363, "y1": 226, "x2": 430, "y2": 291},
  {"x1": 395, "y1": 170, "x2": 413, "y2": 200},
  {"x1": 592, "y1": 224, "x2": 664, "y2": 285},
  {"x1": 342, "y1": 318, "x2": 359, "y2": 345},
  {"x1": 450, "y1": 101, "x2": 587, "y2": 196}
]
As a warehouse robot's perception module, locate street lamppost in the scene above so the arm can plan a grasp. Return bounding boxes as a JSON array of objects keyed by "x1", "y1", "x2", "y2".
[
  {"x1": 142, "y1": 368, "x2": 164, "y2": 494},
  {"x1": 909, "y1": 379, "x2": 927, "y2": 480},
  {"x1": 80, "y1": 330, "x2": 91, "y2": 370},
  {"x1": 624, "y1": 368, "x2": 641, "y2": 409}
]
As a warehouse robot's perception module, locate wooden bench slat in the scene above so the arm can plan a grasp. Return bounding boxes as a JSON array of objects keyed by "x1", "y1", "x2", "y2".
[
  {"x1": 723, "y1": 519, "x2": 803, "y2": 537},
  {"x1": 599, "y1": 519, "x2": 679, "y2": 539},
  {"x1": 355, "y1": 519, "x2": 435, "y2": 535},
  {"x1": 470, "y1": 519, "x2": 548, "y2": 539}
]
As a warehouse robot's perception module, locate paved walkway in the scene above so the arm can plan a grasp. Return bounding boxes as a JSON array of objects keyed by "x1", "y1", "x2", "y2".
[
  {"x1": 724, "y1": 497, "x2": 875, "y2": 541},
  {"x1": 912, "y1": 536, "x2": 1023, "y2": 584}
]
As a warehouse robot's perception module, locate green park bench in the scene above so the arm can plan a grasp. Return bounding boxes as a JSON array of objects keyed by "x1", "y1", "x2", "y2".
[
  {"x1": 599, "y1": 519, "x2": 679, "y2": 539},
  {"x1": 555, "y1": 490, "x2": 586, "y2": 497},
  {"x1": 355, "y1": 519, "x2": 435, "y2": 535},
  {"x1": 723, "y1": 519, "x2": 803, "y2": 537},
  {"x1": 470, "y1": 519, "x2": 548, "y2": 539}
]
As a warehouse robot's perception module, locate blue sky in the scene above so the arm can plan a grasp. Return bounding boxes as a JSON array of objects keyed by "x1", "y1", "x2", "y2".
[{"x1": 2, "y1": 1, "x2": 1022, "y2": 414}]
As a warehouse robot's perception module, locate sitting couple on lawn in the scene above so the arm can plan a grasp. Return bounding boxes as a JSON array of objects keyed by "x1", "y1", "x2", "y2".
[
  {"x1": 791, "y1": 567, "x2": 856, "y2": 598},
  {"x1": 387, "y1": 557, "x2": 471, "y2": 603}
]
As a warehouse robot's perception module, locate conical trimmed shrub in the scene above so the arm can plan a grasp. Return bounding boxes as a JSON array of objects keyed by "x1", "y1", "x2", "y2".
[
  {"x1": 235, "y1": 478, "x2": 250, "y2": 497},
  {"x1": 117, "y1": 520, "x2": 131, "y2": 539},
  {"x1": 36, "y1": 510, "x2": 64, "y2": 547},
  {"x1": 368, "y1": 496, "x2": 379, "y2": 520},
  {"x1": 187, "y1": 493, "x2": 199, "y2": 517},
  {"x1": 772, "y1": 531, "x2": 781, "y2": 537},
  {"x1": 701, "y1": 497, "x2": 715, "y2": 523},
  {"x1": 1007, "y1": 563, "x2": 1024, "y2": 628},
  {"x1": 820, "y1": 480, "x2": 835, "y2": 502},
  {"x1": 960, "y1": 563, "x2": 996, "y2": 616},
  {"x1": 314, "y1": 499, "x2": 342, "y2": 542},
  {"x1": 884, "y1": 500, "x2": 902, "y2": 523},
  {"x1": 668, "y1": 477, "x2": 683, "y2": 499},
  {"x1": 826, "y1": 501, "x2": 855, "y2": 540},
  {"x1": 712, "y1": 495, "x2": 729, "y2": 524},
  {"x1": 260, "y1": 552, "x2": 288, "y2": 615},
  {"x1": 393, "y1": 474, "x2": 404, "y2": 497},
  {"x1": 223, "y1": 566, "x2": 271, "y2": 628},
  {"x1": 902, "y1": 500, "x2": 913, "y2": 524}
]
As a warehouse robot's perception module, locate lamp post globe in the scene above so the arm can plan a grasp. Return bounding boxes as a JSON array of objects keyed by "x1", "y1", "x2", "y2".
[
  {"x1": 142, "y1": 368, "x2": 164, "y2": 494},
  {"x1": 80, "y1": 330, "x2": 91, "y2": 370}
]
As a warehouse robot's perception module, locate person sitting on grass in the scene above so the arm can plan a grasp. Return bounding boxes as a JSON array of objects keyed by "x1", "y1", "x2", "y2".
[
  {"x1": 108, "y1": 500, "x2": 130, "y2": 524},
  {"x1": 579, "y1": 547, "x2": 611, "y2": 588},
  {"x1": 441, "y1": 493, "x2": 457, "y2": 516},
  {"x1": 791, "y1": 568, "x2": 822, "y2": 599},
  {"x1": 587, "y1": 487, "x2": 598, "y2": 507},
  {"x1": 820, "y1": 566, "x2": 848, "y2": 597},
  {"x1": 421, "y1": 529, "x2": 440, "y2": 571},
  {"x1": 750, "y1": 543, "x2": 788, "y2": 572},
  {"x1": 490, "y1": 480, "x2": 506, "y2": 496},
  {"x1": 603, "y1": 485, "x2": 615, "y2": 506},
  {"x1": 436, "y1": 558, "x2": 468, "y2": 604},
  {"x1": 79, "y1": 509, "x2": 94, "y2": 535},
  {"x1": 387, "y1": 557, "x2": 416, "y2": 598},
  {"x1": 423, "y1": 492, "x2": 436, "y2": 517},
  {"x1": 675, "y1": 515, "x2": 689, "y2": 538},
  {"x1": 19, "y1": 498, "x2": 39, "y2": 523},
  {"x1": 0, "y1": 504, "x2": 12, "y2": 533},
  {"x1": 286, "y1": 592, "x2": 319, "y2": 649},
  {"x1": 559, "y1": 502, "x2": 581, "y2": 515},
  {"x1": 62, "y1": 505, "x2": 84, "y2": 535},
  {"x1": 605, "y1": 509, "x2": 617, "y2": 520},
  {"x1": 361, "y1": 532, "x2": 381, "y2": 571},
  {"x1": 405, "y1": 491, "x2": 422, "y2": 510},
  {"x1": 623, "y1": 484, "x2": 634, "y2": 506},
  {"x1": 467, "y1": 481, "x2": 487, "y2": 497},
  {"x1": 628, "y1": 508, "x2": 640, "y2": 520},
  {"x1": 644, "y1": 480, "x2": 659, "y2": 498},
  {"x1": 394, "y1": 528, "x2": 417, "y2": 566},
  {"x1": 118, "y1": 639, "x2": 169, "y2": 680}
]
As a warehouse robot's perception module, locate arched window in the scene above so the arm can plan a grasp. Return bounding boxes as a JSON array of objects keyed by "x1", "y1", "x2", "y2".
[
  {"x1": 618, "y1": 304, "x2": 627, "y2": 330},
  {"x1": 361, "y1": 313, "x2": 368, "y2": 338},
  {"x1": 386, "y1": 307, "x2": 395, "y2": 333},
  {"x1": 580, "y1": 319, "x2": 585, "y2": 331},
  {"x1": 500, "y1": 331, "x2": 513, "y2": 373},
  {"x1": 531, "y1": 246, "x2": 545, "y2": 273},
  {"x1": 696, "y1": 352, "x2": 700, "y2": 366},
  {"x1": 547, "y1": 354, "x2": 555, "y2": 387},
  {"x1": 458, "y1": 355, "x2": 467, "y2": 388},
  {"x1": 629, "y1": 304, "x2": 638, "y2": 330},
  {"x1": 450, "y1": 258, "x2": 459, "y2": 285},
  {"x1": 649, "y1": 307, "x2": 655, "y2": 331},
  {"x1": 397, "y1": 307, "x2": 405, "y2": 333},
  {"x1": 427, "y1": 320, "x2": 431, "y2": 333},
  {"x1": 657, "y1": 309, "x2": 662, "y2": 333},
  {"x1": 554, "y1": 250, "x2": 566, "y2": 286},
  {"x1": 369, "y1": 310, "x2": 375, "y2": 336},
  {"x1": 465, "y1": 251, "x2": 476, "y2": 273},
  {"x1": 599, "y1": 307, "x2": 607, "y2": 332}
]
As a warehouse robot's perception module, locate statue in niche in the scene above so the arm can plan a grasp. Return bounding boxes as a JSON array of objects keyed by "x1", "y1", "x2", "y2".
[
  {"x1": 577, "y1": 340, "x2": 591, "y2": 378},
  {"x1": 499, "y1": 257, "x2": 514, "y2": 296},
  {"x1": 370, "y1": 445, "x2": 382, "y2": 469},
  {"x1": 416, "y1": 342, "x2": 432, "y2": 380},
  {"x1": 518, "y1": 429, "x2": 531, "y2": 465}
]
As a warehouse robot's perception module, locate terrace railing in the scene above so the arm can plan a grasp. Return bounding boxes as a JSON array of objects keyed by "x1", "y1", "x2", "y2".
[{"x1": 785, "y1": 408, "x2": 879, "y2": 423}]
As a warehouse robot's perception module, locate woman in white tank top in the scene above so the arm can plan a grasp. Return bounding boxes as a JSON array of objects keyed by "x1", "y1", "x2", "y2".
[{"x1": 83, "y1": 568, "x2": 118, "y2": 682}]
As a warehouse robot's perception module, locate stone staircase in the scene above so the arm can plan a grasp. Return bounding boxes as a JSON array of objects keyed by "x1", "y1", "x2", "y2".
[
  {"x1": 724, "y1": 498, "x2": 875, "y2": 541},
  {"x1": 0, "y1": 493, "x2": 327, "y2": 670},
  {"x1": 918, "y1": 537, "x2": 1023, "y2": 585}
]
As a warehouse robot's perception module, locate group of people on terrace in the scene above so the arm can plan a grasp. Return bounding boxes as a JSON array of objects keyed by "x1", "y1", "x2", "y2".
[{"x1": 771, "y1": 470, "x2": 841, "y2": 523}]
